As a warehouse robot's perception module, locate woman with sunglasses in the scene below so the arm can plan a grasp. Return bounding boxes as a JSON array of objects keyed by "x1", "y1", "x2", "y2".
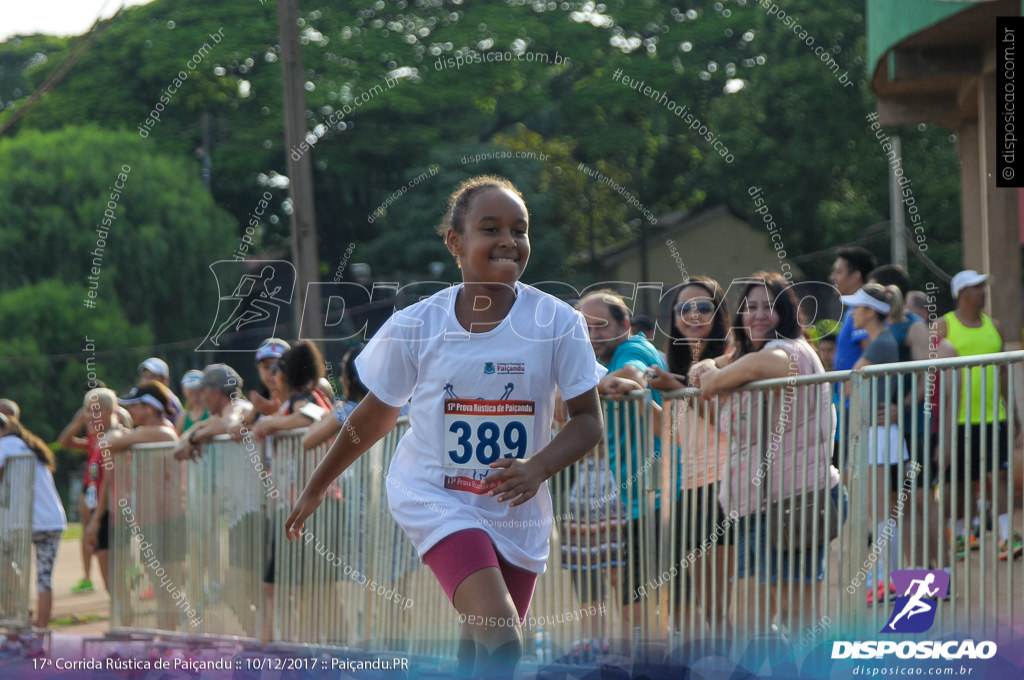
[{"x1": 646, "y1": 277, "x2": 732, "y2": 637}]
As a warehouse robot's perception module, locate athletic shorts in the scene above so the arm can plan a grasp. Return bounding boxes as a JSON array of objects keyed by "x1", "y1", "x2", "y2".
[
  {"x1": 676, "y1": 482, "x2": 731, "y2": 552},
  {"x1": 873, "y1": 463, "x2": 917, "y2": 494},
  {"x1": 32, "y1": 530, "x2": 63, "y2": 593},
  {"x1": 96, "y1": 510, "x2": 110, "y2": 552},
  {"x1": 902, "y1": 428, "x2": 933, "y2": 488},
  {"x1": 422, "y1": 529, "x2": 537, "y2": 623},
  {"x1": 946, "y1": 422, "x2": 1010, "y2": 482}
]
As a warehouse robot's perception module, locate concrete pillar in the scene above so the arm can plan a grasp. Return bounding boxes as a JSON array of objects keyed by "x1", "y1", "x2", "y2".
[
  {"x1": 959, "y1": 115, "x2": 983, "y2": 279},
  {"x1": 980, "y1": 72, "x2": 1023, "y2": 349}
]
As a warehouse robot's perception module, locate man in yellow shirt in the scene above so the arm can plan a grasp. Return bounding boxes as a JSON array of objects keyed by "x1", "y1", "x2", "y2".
[{"x1": 935, "y1": 270, "x2": 1023, "y2": 560}]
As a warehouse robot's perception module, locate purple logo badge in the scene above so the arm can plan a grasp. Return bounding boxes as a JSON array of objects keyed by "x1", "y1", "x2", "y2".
[{"x1": 881, "y1": 569, "x2": 949, "y2": 634}]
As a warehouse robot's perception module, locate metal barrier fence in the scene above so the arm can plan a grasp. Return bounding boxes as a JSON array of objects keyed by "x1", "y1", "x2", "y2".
[
  {"x1": 0, "y1": 455, "x2": 34, "y2": 630},
  {"x1": 843, "y1": 350, "x2": 1020, "y2": 641},
  {"x1": 107, "y1": 350, "x2": 1023, "y2": 661},
  {"x1": 109, "y1": 439, "x2": 265, "y2": 640}
]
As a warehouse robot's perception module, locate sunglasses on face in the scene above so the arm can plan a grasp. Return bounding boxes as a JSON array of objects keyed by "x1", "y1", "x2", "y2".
[{"x1": 674, "y1": 300, "x2": 715, "y2": 316}]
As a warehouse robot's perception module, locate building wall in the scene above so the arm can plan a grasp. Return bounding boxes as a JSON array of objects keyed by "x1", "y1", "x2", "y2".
[{"x1": 602, "y1": 212, "x2": 803, "y2": 321}]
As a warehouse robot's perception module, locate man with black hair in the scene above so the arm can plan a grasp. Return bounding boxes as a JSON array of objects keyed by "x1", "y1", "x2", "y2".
[
  {"x1": 829, "y1": 246, "x2": 878, "y2": 371},
  {"x1": 828, "y1": 247, "x2": 877, "y2": 470}
]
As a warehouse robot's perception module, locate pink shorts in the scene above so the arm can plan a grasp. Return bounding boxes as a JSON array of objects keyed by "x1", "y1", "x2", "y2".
[{"x1": 422, "y1": 529, "x2": 538, "y2": 621}]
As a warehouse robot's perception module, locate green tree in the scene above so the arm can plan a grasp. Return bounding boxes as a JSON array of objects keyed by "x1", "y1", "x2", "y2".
[
  {"x1": 0, "y1": 280, "x2": 153, "y2": 442},
  {"x1": 0, "y1": 125, "x2": 237, "y2": 340},
  {"x1": 701, "y1": 0, "x2": 962, "y2": 285}
]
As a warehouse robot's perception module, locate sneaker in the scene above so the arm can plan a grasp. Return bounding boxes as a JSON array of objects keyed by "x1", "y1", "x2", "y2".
[
  {"x1": 867, "y1": 581, "x2": 895, "y2": 605},
  {"x1": 71, "y1": 578, "x2": 93, "y2": 594},
  {"x1": 998, "y1": 532, "x2": 1023, "y2": 561},
  {"x1": 954, "y1": 535, "x2": 972, "y2": 560}
]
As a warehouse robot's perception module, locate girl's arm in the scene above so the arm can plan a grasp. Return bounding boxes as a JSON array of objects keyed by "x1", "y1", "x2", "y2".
[
  {"x1": 698, "y1": 348, "x2": 791, "y2": 398},
  {"x1": 286, "y1": 393, "x2": 401, "y2": 538},
  {"x1": 645, "y1": 367, "x2": 686, "y2": 392},
  {"x1": 58, "y1": 408, "x2": 88, "y2": 451},
  {"x1": 106, "y1": 426, "x2": 178, "y2": 453},
  {"x1": 303, "y1": 415, "x2": 343, "y2": 450},
  {"x1": 487, "y1": 387, "x2": 603, "y2": 508},
  {"x1": 252, "y1": 411, "x2": 315, "y2": 439}
]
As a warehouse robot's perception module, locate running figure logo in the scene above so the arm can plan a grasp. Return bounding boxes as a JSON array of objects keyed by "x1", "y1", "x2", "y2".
[
  {"x1": 882, "y1": 569, "x2": 950, "y2": 634},
  {"x1": 197, "y1": 260, "x2": 295, "y2": 351}
]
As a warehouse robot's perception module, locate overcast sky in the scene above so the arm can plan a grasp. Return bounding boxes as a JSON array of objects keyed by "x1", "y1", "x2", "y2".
[{"x1": 0, "y1": 0, "x2": 155, "y2": 42}]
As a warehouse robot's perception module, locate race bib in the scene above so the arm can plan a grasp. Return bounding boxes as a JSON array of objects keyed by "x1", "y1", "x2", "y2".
[
  {"x1": 85, "y1": 484, "x2": 98, "y2": 510},
  {"x1": 443, "y1": 399, "x2": 535, "y2": 470}
]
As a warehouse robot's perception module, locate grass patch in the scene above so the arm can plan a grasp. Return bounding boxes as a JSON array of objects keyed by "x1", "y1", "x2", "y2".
[
  {"x1": 50, "y1": 613, "x2": 105, "y2": 628},
  {"x1": 62, "y1": 523, "x2": 82, "y2": 542}
]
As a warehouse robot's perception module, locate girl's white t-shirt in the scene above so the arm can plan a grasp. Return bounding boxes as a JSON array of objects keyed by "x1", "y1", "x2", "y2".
[
  {"x1": 0, "y1": 435, "x2": 67, "y2": 533},
  {"x1": 356, "y1": 282, "x2": 604, "y2": 573}
]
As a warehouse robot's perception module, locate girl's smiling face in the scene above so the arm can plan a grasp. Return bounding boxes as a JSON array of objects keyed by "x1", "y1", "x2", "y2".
[
  {"x1": 741, "y1": 285, "x2": 779, "y2": 348},
  {"x1": 674, "y1": 284, "x2": 716, "y2": 341},
  {"x1": 446, "y1": 187, "x2": 530, "y2": 286}
]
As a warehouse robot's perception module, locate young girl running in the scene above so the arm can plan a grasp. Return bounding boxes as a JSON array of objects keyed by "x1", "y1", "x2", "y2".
[{"x1": 286, "y1": 176, "x2": 604, "y2": 678}]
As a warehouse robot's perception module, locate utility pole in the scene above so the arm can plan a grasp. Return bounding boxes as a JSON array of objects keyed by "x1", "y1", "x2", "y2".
[
  {"x1": 277, "y1": 0, "x2": 323, "y2": 341},
  {"x1": 889, "y1": 136, "x2": 907, "y2": 270},
  {"x1": 200, "y1": 111, "x2": 212, "y2": 191}
]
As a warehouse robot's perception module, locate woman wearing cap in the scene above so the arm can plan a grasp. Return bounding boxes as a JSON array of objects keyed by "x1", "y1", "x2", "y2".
[
  {"x1": 249, "y1": 340, "x2": 331, "y2": 643},
  {"x1": 252, "y1": 341, "x2": 331, "y2": 439},
  {"x1": 102, "y1": 382, "x2": 181, "y2": 624},
  {"x1": 85, "y1": 384, "x2": 178, "y2": 554},
  {"x1": 240, "y1": 339, "x2": 291, "y2": 431},
  {"x1": 846, "y1": 283, "x2": 910, "y2": 603},
  {"x1": 176, "y1": 370, "x2": 208, "y2": 435},
  {"x1": 139, "y1": 358, "x2": 184, "y2": 420}
]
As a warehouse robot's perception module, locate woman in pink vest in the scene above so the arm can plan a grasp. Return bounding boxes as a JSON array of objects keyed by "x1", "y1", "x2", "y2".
[{"x1": 690, "y1": 271, "x2": 843, "y2": 637}]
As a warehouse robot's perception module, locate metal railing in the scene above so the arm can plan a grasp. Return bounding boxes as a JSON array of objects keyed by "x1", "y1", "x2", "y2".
[
  {"x1": 103, "y1": 350, "x2": 1023, "y2": 661},
  {"x1": 0, "y1": 455, "x2": 34, "y2": 630}
]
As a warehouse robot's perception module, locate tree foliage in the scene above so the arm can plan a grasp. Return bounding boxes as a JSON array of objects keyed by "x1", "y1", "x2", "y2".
[
  {"x1": 0, "y1": 0, "x2": 973, "y2": 437},
  {"x1": 0, "y1": 125, "x2": 236, "y2": 342},
  {"x1": 0, "y1": 280, "x2": 153, "y2": 442}
]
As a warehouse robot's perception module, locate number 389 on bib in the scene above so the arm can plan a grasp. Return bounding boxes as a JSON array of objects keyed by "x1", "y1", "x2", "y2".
[{"x1": 443, "y1": 399, "x2": 535, "y2": 469}]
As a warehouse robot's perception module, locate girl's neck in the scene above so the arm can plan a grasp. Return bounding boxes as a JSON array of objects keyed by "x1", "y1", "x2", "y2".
[
  {"x1": 455, "y1": 281, "x2": 518, "y2": 333},
  {"x1": 863, "y1": 319, "x2": 884, "y2": 340},
  {"x1": 688, "y1": 338, "x2": 706, "y2": 360}
]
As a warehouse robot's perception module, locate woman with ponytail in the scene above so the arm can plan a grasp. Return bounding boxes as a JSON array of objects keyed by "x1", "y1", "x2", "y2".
[{"x1": 0, "y1": 414, "x2": 67, "y2": 653}]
